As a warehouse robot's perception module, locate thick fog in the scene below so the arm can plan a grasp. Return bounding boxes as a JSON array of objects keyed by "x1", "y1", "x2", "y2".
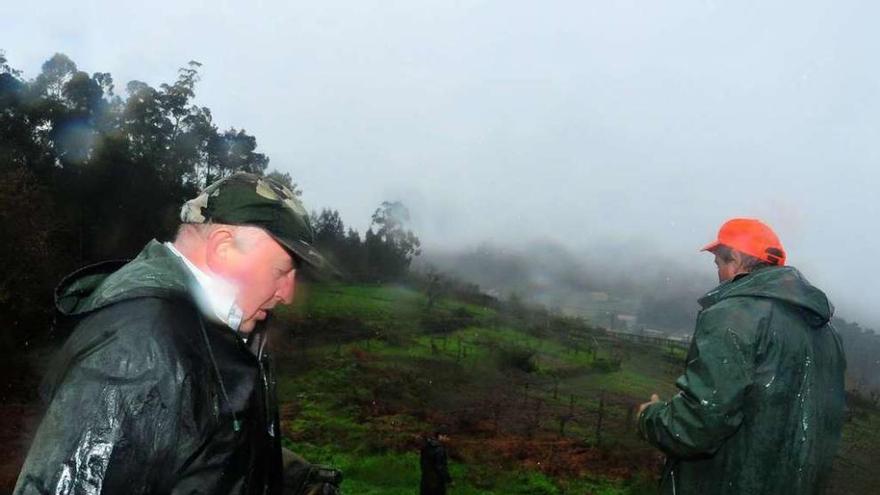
[{"x1": 4, "y1": 0, "x2": 878, "y2": 326}]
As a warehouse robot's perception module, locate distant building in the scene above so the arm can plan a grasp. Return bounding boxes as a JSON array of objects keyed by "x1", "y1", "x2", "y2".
[
  {"x1": 616, "y1": 314, "x2": 638, "y2": 328},
  {"x1": 589, "y1": 291, "x2": 609, "y2": 302},
  {"x1": 642, "y1": 328, "x2": 667, "y2": 338}
]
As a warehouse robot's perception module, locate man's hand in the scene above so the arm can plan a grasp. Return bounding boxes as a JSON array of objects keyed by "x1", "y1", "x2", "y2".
[{"x1": 638, "y1": 393, "x2": 661, "y2": 417}]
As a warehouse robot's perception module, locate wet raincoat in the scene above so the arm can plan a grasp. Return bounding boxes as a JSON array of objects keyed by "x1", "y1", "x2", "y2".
[
  {"x1": 419, "y1": 437, "x2": 452, "y2": 495},
  {"x1": 14, "y1": 240, "x2": 285, "y2": 494},
  {"x1": 639, "y1": 266, "x2": 846, "y2": 495}
]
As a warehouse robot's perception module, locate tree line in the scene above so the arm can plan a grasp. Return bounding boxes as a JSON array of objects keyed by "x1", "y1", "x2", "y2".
[{"x1": 0, "y1": 51, "x2": 420, "y2": 347}]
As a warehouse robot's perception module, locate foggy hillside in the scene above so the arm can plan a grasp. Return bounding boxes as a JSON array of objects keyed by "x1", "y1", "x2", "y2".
[{"x1": 418, "y1": 240, "x2": 716, "y2": 335}]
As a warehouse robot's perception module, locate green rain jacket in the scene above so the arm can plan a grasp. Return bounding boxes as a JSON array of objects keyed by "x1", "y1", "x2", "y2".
[
  {"x1": 14, "y1": 240, "x2": 285, "y2": 494},
  {"x1": 639, "y1": 266, "x2": 846, "y2": 495}
]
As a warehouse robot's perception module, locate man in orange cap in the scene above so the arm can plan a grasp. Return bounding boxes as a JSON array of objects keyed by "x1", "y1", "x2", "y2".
[
  {"x1": 637, "y1": 218, "x2": 846, "y2": 495},
  {"x1": 700, "y1": 217, "x2": 787, "y2": 282}
]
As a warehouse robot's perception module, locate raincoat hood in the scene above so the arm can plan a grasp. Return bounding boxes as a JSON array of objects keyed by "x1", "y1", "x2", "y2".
[
  {"x1": 54, "y1": 239, "x2": 192, "y2": 317},
  {"x1": 699, "y1": 266, "x2": 834, "y2": 327}
]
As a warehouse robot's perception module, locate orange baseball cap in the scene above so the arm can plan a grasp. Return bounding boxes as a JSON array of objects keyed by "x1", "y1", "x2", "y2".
[{"x1": 701, "y1": 218, "x2": 786, "y2": 266}]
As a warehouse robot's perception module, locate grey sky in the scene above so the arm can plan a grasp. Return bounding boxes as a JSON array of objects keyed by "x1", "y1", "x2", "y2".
[{"x1": 3, "y1": 0, "x2": 879, "y2": 325}]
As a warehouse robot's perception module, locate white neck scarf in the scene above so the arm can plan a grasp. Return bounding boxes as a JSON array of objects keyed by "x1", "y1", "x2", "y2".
[{"x1": 165, "y1": 242, "x2": 244, "y2": 332}]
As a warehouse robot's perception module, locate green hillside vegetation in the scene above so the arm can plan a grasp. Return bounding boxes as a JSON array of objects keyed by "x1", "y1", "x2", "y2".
[
  {"x1": 273, "y1": 282, "x2": 667, "y2": 494},
  {"x1": 260, "y1": 282, "x2": 872, "y2": 494},
  {"x1": 3, "y1": 281, "x2": 877, "y2": 494}
]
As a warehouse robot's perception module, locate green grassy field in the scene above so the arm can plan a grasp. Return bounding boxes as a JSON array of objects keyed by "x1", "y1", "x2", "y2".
[
  {"x1": 2, "y1": 281, "x2": 876, "y2": 494},
  {"x1": 273, "y1": 283, "x2": 684, "y2": 494},
  {"x1": 271, "y1": 282, "x2": 880, "y2": 494}
]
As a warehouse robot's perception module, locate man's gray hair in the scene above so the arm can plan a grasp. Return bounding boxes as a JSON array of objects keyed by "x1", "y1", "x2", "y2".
[
  {"x1": 175, "y1": 223, "x2": 271, "y2": 253},
  {"x1": 713, "y1": 245, "x2": 774, "y2": 272}
]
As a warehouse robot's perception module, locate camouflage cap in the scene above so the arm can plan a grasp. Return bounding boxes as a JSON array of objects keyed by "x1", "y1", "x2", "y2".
[{"x1": 180, "y1": 172, "x2": 326, "y2": 269}]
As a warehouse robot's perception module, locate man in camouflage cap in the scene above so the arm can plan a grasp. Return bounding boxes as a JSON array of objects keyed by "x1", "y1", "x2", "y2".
[
  {"x1": 15, "y1": 173, "x2": 340, "y2": 495},
  {"x1": 180, "y1": 172, "x2": 326, "y2": 271}
]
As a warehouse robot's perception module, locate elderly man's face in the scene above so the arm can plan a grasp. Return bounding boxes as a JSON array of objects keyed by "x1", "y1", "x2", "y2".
[
  {"x1": 214, "y1": 230, "x2": 297, "y2": 333},
  {"x1": 713, "y1": 251, "x2": 744, "y2": 284}
]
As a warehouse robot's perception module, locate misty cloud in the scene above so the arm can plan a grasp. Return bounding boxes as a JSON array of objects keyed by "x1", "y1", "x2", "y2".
[{"x1": 4, "y1": 0, "x2": 878, "y2": 327}]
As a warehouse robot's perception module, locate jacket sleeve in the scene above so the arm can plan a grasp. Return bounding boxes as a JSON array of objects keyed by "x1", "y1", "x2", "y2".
[
  {"x1": 14, "y1": 308, "x2": 174, "y2": 495},
  {"x1": 639, "y1": 300, "x2": 758, "y2": 458}
]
